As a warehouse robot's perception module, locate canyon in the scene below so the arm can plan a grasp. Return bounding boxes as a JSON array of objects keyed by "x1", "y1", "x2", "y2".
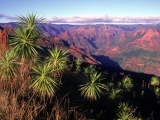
[{"x1": 1, "y1": 23, "x2": 160, "y2": 76}]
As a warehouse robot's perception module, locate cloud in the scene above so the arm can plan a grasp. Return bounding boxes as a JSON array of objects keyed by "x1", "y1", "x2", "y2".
[
  {"x1": 45, "y1": 15, "x2": 160, "y2": 24},
  {"x1": 0, "y1": 14, "x2": 6, "y2": 18},
  {"x1": 1, "y1": 13, "x2": 160, "y2": 24},
  {"x1": 5, "y1": 16, "x2": 17, "y2": 20},
  {"x1": 0, "y1": 13, "x2": 17, "y2": 21}
]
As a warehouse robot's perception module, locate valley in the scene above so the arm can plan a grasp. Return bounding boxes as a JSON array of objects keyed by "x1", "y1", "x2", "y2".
[{"x1": 1, "y1": 23, "x2": 160, "y2": 76}]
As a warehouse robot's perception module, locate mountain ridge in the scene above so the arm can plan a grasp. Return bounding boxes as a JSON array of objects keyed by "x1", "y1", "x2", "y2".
[{"x1": 1, "y1": 23, "x2": 160, "y2": 76}]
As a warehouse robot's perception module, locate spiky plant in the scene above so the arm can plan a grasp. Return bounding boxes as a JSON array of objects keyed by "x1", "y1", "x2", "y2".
[
  {"x1": 107, "y1": 82, "x2": 114, "y2": 89},
  {"x1": 79, "y1": 72, "x2": 105, "y2": 100},
  {"x1": 75, "y1": 58, "x2": 82, "y2": 73},
  {"x1": 30, "y1": 62, "x2": 58, "y2": 97},
  {"x1": 0, "y1": 49, "x2": 19, "y2": 80},
  {"x1": 116, "y1": 102, "x2": 139, "y2": 120},
  {"x1": 18, "y1": 13, "x2": 44, "y2": 31},
  {"x1": 151, "y1": 77, "x2": 159, "y2": 87},
  {"x1": 108, "y1": 88, "x2": 121, "y2": 100},
  {"x1": 48, "y1": 47, "x2": 68, "y2": 77},
  {"x1": 10, "y1": 27, "x2": 42, "y2": 60},
  {"x1": 122, "y1": 77, "x2": 133, "y2": 92},
  {"x1": 154, "y1": 87, "x2": 160, "y2": 104},
  {"x1": 83, "y1": 65, "x2": 96, "y2": 75},
  {"x1": 117, "y1": 102, "x2": 132, "y2": 120}
]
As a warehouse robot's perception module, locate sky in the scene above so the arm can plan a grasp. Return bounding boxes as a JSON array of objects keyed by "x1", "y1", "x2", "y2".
[{"x1": 1, "y1": 0, "x2": 160, "y2": 24}]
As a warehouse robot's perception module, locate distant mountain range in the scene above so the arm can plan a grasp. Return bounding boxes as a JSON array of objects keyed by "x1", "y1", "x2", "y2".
[{"x1": 1, "y1": 23, "x2": 160, "y2": 76}]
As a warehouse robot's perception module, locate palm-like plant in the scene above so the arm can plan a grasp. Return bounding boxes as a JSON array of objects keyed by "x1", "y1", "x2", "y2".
[
  {"x1": 108, "y1": 88, "x2": 121, "y2": 100},
  {"x1": 30, "y1": 62, "x2": 58, "y2": 97},
  {"x1": 122, "y1": 77, "x2": 133, "y2": 92},
  {"x1": 10, "y1": 27, "x2": 42, "y2": 60},
  {"x1": 0, "y1": 50, "x2": 19, "y2": 80},
  {"x1": 18, "y1": 13, "x2": 44, "y2": 31},
  {"x1": 48, "y1": 47, "x2": 68, "y2": 76},
  {"x1": 83, "y1": 65, "x2": 96, "y2": 75},
  {"x1": 10, "y1": 14, "x2": 44, "y2": 83},
  {"x1": 154, "y1": 87, "x2": 160, "y2": 104},
  {"x1": 107, "y1": 82, "x2": 114, "y2": 89},
  {"x1": 79, "y1": 72, "x2": 105, "y2": 100},
  {"x1": 117, "y1": 102, "x2": 132, "y2": 120},
  {"x1": 151, "y1": 77, "x2": 159, "y2": 87},
  {"x1": 75, "y1": 58, "x2": 82, "y2": 73},
  {"x1": 116, "y1": 102, "x2": 140, "y2": 120},
  {"x1": 154, "y1": 87, "x2": 160, "y2": 96}
]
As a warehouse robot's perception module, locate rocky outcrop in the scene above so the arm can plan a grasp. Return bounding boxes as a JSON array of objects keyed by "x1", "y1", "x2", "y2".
[
  {"x1": 58, "y1": 25, "x2": 124, "y2": 52},
  {"x1": 2, "y1": 23, "x2": 160, "y2": 76},
  {"x1": 38, "y1": 37, "x2": 100, "y2": 65},
  {"x1": 0, "y1": 26, "x2": 8, "y2": 55}
]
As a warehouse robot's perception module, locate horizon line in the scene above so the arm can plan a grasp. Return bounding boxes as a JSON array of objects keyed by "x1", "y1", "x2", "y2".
[{"x1": 0, "y1": 22, "x2": 159, "y2": 25}]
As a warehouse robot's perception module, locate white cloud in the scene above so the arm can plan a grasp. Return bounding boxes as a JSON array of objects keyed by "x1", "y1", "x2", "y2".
[
  {"x1": 0, "y1": 14, "x2": 17, "y2": 21},
  {"x1": 0, "y1": 14, "x2": 5, "y2": 18},
  {"x1": 1, "y1": 13, "x2": 160, "y2": 24},
  {"x1": 45, "y1": 15, "x2": 160, "y2": 24}
]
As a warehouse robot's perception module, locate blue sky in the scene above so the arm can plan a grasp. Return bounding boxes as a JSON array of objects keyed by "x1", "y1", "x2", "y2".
[{"x1": 1, "y1": 0, "x2": 160, "y2": 24}]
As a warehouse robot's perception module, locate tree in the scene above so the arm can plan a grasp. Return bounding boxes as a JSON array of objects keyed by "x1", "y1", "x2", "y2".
[
  {"x1": 79, "y1": 72, "x2": 106, "y2": 100},
  {"x1": 30, "y1": 62, "x2": 58, "y2": 97}
]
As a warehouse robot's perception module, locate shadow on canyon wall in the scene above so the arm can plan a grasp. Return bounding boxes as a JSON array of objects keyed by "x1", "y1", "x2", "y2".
[{"x1": 92, "y1": 55, "x2": 155, "y2": 82}]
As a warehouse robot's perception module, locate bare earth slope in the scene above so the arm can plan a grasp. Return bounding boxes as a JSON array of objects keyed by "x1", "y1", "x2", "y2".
[
  {"x1": 0, "y1": 24, "x2": 100, "y2": 65},
  {"x1": 57, "y1": 24, "x2": 160, "y2": 76},
  {"x1": 1, "y1": 23, "x2": 160, "y2": 76}
]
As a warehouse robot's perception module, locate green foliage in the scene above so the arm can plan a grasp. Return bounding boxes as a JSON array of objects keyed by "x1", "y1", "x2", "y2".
[
  {"x1": 106, "y1": 76, "x2": 133, "y2": 100},
  {"x1": 1, "y1": 12, "x2": 160, "y2": 119},
  {"x1": 10, "y1": 13, "x2": 44, "y2": 60},
  {"x1": 122, "y1": 77, "x2": 133, "y2": 92},
  {"x1": 79, "y1": 72, "x2": 106, "y2": 101},
  {"x1": 108, "y1": 88, "x2": 121, "y2": 100},
  {"x1": 10, "y1": 27, "x2": 42, "y2": 60},
  {"x1": 83, "y1": 64, "x2": 96, "y2": 75},
  {"x1": 75, "y1": 58, "x2": 82, "y2": 72},
  {"x1": 18, "y1": 13, "x2": 45, "y2": 31},
  {"x1": 0, "y1": 49, "x2": 19, "y2": 80},
  {"x1": 151, "y1": 77, "x2": 159, "y2": 86},
  {"x1": 154, "y1": 87, "x2": 160, "y2": 104},
  {"x1": 30, "y1": 62, "x2": 58, "y2": 97},
  {"x1": 107, "y1": 82, "x2": 114, "y2": 89},
  {"x1": 116, "y1": 102, "x2": 139, "y2": 120},
  {"x1": 48, "y1": 47, "x2": 68, "y2": 75},
  {"x1": 117, "y1": 102, "x2": 132, "y2": 120}
]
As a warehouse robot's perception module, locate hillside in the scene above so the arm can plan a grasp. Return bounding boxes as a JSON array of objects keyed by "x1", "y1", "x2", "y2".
[
  {"x1": 1, "y1": 23, "x2": 160, "y2": 76},
  {"x1": 0, "y1": 25, "x2": 100, "y2": 65}
]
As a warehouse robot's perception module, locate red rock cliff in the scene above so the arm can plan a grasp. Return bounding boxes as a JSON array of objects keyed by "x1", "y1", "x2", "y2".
[{"x1": 0, "y1": 27, "x2": 8, "y2": 55}]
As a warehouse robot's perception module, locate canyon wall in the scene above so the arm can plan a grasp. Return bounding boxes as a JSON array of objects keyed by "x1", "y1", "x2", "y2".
[{"x1": 0, "y1": 27, "x2": 8, "y2": 55}]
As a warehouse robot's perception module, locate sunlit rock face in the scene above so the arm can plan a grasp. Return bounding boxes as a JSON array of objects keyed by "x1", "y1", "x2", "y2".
[
  {"x1": 2, "y1": 23, "x2": 160, "y2": 76},
  {"x1": 38, "y1": 37, "x2": 100, "y2": 65},
  {"x1": 57, "y1": 24, "x2": 160, "y2": 76},
  {"x1": 0, "y1": 24, "x2": 100, "y2": 65},
  {"x1": 0, "y1": 26, "x2": 8, "y2": 55}
]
